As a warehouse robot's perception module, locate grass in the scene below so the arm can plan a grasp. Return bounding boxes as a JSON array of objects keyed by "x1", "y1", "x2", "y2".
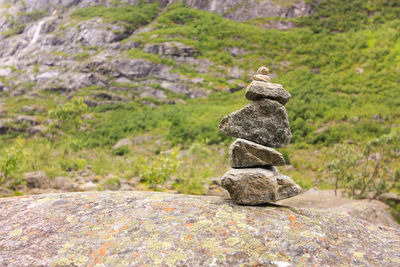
[{"x1": 70, "y1": 3, "x2": 160, "y2": 32}]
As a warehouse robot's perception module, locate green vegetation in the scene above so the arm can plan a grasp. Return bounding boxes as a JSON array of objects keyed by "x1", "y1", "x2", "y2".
[
  {"x1": 327, "y1": 129, "x2": 400, "y2": 199},
  {"x1": 70, "y1": 3, "x2": 160, "y2": 32},
  {"x1": 138, "y1": 148, "x2": 180, "y2": 190},
  {"x1": 0, "y1": 1, "x2": 399, "y2": 202}
]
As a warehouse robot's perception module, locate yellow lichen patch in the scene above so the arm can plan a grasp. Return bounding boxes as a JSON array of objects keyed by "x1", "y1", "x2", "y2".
[
  {"x1": 164, "y1": 249, "x2": 188, "y2": 266},
  {"x1": 65, "y1": 216, "x2": 78, "y2": 225},
  {"x1": 353, "y1": 251, "x2": 365, "y2": 260},
  {"x1": 143, "y1": 222, "x2": 156, "y2": 232},
  {"x1": 193, "y1": 219, "x2": 213, "y2": 229},
  {"x1": 147, "y1": 241, "x2": 172, "y2": 250},
  {"x1": 225, "y1": 237, "x2": 240, "y2": 246},
  {"x1": 73, "y1": 255, "x2": 89, "y2": 266},
  {"x1": 10, "y1": 229, "x2": 22, "y2": 237}
]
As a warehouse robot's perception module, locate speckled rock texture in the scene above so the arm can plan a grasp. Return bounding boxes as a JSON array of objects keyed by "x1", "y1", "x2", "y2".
[
  {"x1": 230, "y1": 138, "x2": 285, "y2": 167},
  {"x1": 221, "y1": 167, "x2": 301, "y2": 205},
  {"x1": 0, "y1": 191, "x2": 399, "y2": 266},
  {"x1": 245, "y1": 81, "x2": 291, "y2": 105},
  {"x1": 219, "y1": 99, "x2": 291, "y2": 147}
]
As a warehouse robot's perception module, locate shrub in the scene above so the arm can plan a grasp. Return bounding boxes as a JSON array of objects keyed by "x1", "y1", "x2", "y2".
[
  {"x1": 138, "y1": 148, "x2": 181, "y2": 190},
  {"x1": 112, "y1": 146, "x2": 131, "y2": 156},
  {"x1": 327, "y1": 129, "x2": 400, "y2": 198},
  {"x1": 48, "y1": 97, "x2": 87, "y2": 133},
  {"x1": 0, "y1": 143, "x2": 23, "y2": 186}
]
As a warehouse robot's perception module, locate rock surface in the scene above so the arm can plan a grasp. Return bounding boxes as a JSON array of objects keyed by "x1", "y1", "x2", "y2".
[
  {"x1": 0, "y1": 191, "x2": 399, "y2": 266},
  {"x1": 221, "y1": 167, "x2": 301, "y2": 205},
  {"x1": 245, "y1": 81, "x2": 291, "y2": 105},
  {"x1": 230, "y1": 138, "x2": 285, "y2": 167},
  {"x1": 0, "y1": 187, "x2": 13, "y2": 196},
  {"x1": 23, "y1": 171, "x2": 51, "y2": 189},
  {"x1": 278, "y1": 189, "x2": 400, "y2": 229},
  {"x1": 219, "y1": 99, "x2": 292, "y2": 147}
]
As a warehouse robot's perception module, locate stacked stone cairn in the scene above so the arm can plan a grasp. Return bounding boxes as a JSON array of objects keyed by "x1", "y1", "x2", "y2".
[{"x1": 218, "y1": 66, "x2": 302, "y2": 205}]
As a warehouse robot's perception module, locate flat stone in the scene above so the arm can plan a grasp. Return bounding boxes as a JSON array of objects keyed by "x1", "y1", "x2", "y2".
[
  {"x1": 257, "y1": 66, "x2": 270, "y2": 75},
  {"x1": 219, "y1": 99, "x2": 291, "y2": 147},
  {"x1": 252, "y1": 74, "x2": 270, "y2": 82},
  {"x1": 245, "y1": 81, "x2": 291, "y2": 105},
  {"x1": 230, "y1": 138, "x2": 285, "y2": 167},
  {"x1": 221, "y1": 167, "x2": 301, "y2": 205}
]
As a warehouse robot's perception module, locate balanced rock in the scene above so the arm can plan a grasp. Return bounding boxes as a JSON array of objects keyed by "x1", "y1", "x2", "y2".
[
  {"x1": 257, "y1": 66, "x2": 269, "y2": 75},
  {"x1": 219, "y1": 99, "x2": 291, "y2": 147},
  {"x1": 252, "y1": 74, "x2": 270, "y2": 82},
  {"x1": 245, "y1": 81, "x2": 291, "y2": 105},
  {"x1": 221, "y1": 167, "x2": 301, "y2": 205},
  {"x1": 230, "y1": 138, "x2": 285, "y2": 167}
]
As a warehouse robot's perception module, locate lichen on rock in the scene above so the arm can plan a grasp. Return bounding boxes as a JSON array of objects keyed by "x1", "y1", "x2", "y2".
[{"x1": 0, "y1": 191, "x2": 399, "y2": 266}]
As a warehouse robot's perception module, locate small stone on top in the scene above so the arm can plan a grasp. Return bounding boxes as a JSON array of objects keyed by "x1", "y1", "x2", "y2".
[{"x1": 257, "y1": 66, "x2": 269, "y2": 75}]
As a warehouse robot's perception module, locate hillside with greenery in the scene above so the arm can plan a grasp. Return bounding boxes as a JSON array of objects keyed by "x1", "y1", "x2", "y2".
[{"x1": 0, "y1": 0, "x2": 399, "y2": 216}]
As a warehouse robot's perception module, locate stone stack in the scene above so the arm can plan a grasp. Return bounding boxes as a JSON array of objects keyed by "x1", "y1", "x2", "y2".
[{"x1": 219, "y1": 66, "x2": 301, "y2": 205}]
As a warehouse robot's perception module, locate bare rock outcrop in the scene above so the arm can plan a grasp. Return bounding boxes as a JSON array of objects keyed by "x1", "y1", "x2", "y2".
[{"x1": 0, "y1": 191, "x2": 399, "y2": 266}]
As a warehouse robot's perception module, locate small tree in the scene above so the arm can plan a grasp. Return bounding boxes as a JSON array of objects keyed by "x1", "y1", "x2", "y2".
[
  {"x1": 138, "y1": 148, "x2": 181, "y2": 191},
  {"x1": 0, "y1": 142, "x2": 23, "y2": 186},
  {"x1": 48, "y1": 97, "x2": 87, "y2": 133},
  {"x1": 327, "y1": 129, "x2": 400, "y2": 199}
]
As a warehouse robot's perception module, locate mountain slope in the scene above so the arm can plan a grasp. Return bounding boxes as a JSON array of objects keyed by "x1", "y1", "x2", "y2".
[{"x1": 0, "y1": 0, "x2": 399, "y2": 196}]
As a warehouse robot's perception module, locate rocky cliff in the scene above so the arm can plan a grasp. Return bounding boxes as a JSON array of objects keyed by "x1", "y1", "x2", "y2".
[
  {"x1": 1, "y1": 191, "x2": 399, "y2": 266},
  {"x1": 0, "y1": 0, "x2": 310, "y2": 99}
]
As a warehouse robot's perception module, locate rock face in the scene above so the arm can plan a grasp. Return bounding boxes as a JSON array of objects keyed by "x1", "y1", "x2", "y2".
[
  {"x1": 229, "y1": 138, "x2": 285, "y2": 167},
  {"x1": 245, "y1": 81, "x2": 291, "y2": 105},
  {"x1": 24, "y1": 171, "x2": 51, "y2": 189},
  {"x1": 221, "y1": 167, "x2": 301, "y2": 205},
  {"x1": 0, "y1": 191, "x2": 399, "y2": 266},
  {"x1": 219, "y1": 99, "x2": 292, "y2": 147}
]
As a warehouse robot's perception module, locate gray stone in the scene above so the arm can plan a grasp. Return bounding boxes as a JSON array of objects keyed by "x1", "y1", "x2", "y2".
[
  {"x1": 0, "y1": 191, "x2": 399, "y2": 266},
  {"x1": 24, "y1": 171, "x2": 51, "y2": 189},
  {"x1": 53, "y1": 176, "x2": 76, "y2": 191},
  {"x1": 252, "y1": 74, "x2": 270, "y2": 82},
  {"x1": 144, "y1": 42, "x2": 199, "y2": 57},
  {"x1": 219, "y1": 99, "x2": 291, "y2": 147},
  {"x1": 15, "y1": 115, "x2": 40, "y2": 125},
  {"x1": 77, "y1": 182, "x2": 98, "y2": 192},
  {"x1": 230, "y1": 138, "x2": 285, "y2": 167},
  {"x1": 27, "y1": 125, "x2": 47, "y2": 135},
  {"x1": 221, "y1": 167, "x2": 301, "y2": 205},
  {"x1": 257, "y1": 66, "x2": 269, "y2": 75},
  {"x1": 0, "y1": 187, "x2": 13, "y2": 197},
  {"x1": 245, "y1": 81, "x2": 291, "y2": 105},
  {"x1": 112, "y1": 138, "x2": 132, "y2": 150}
]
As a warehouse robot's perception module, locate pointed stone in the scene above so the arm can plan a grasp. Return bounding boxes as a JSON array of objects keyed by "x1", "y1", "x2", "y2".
[
  {"x1": 219, "y1": 99, "x2": 291, "y2": 148},
  {"x1": 245, "y1": 81, "x2": 291, "y2": 105},
  {"x1": 252, "y1": 74, "x2": 270, "y2": 82},
  {"x1": 230, "y1": 139, "x2": 285, "y2": 167},
  {"x1": 221, "y1": 167, "x2": 302, "y2": 205}
]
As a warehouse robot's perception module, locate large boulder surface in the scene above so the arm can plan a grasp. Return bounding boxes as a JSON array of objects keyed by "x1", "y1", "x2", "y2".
[{"x1": 1, "y1": 191, "x2": 399, "y2": 266}]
